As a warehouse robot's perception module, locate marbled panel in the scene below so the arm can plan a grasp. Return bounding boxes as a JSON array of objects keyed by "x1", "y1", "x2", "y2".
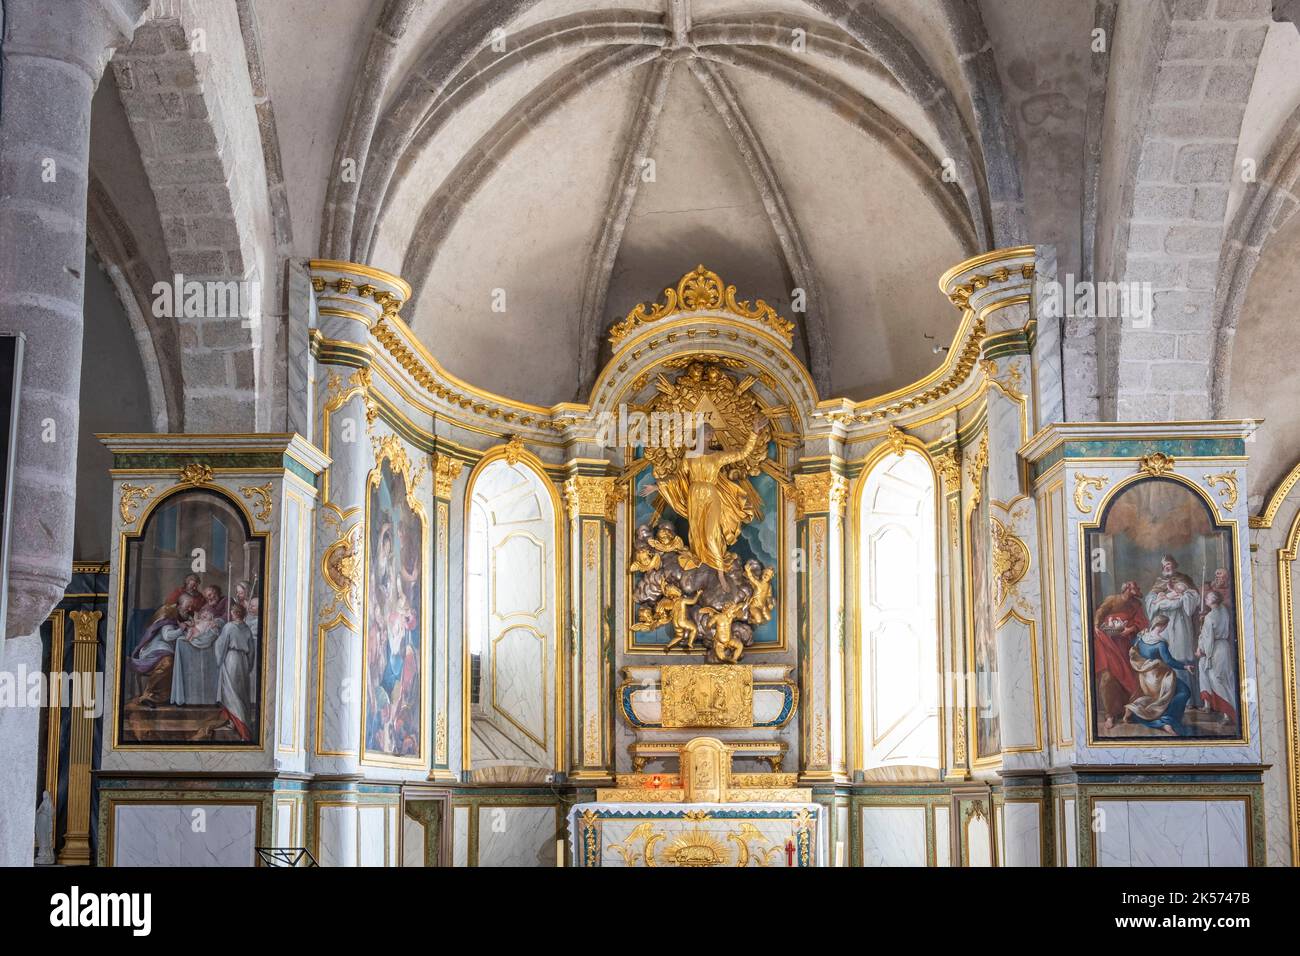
[
  {"x1": 317, "y1": 805, "x2": 356, "y2": 867},
  {"x1": 358, "y1": 805, "x2": 386, "y2": 867},
  {"x1": 476, "y1": 806, "x2": 556, "y2": 867},
  {"x1": 402, "y1": 815, "x2": 425, "y2": 867},
  {"x1": 492, "y1": 626, "x2": 547, "y2": 747},
  {"x1": 452, "y1": 806, "x2": 469, "y2": 867},
  {"x1": 275, "y1": 801, "x2": 293, "y2": 847},
  {"x1": 1206, "y1": 800, "x2": 1248, "y2": 866},
  {"x1": 860, "y1": 806, "x2": 927, "y2": 867},
  {"x1": 1129, "y1": 800, "x2": 1209, "y2": 867},
  {"x1": 320, "y1": 625, "x2": 359, "y2": 756},
  {"x1": 1062, "y1": 798, "x2": 1077, "y2": 867},
  {"x1": 113, "y1": 804, "x2": 257, "y2": 867},
  {"x1": 1003, "y1": 801, "x2": 1041, "y2": 867},
  {"x1": 1095, "y1": 800, "x2": 1132, "y2": 867},
  {"x1": 933, "y1": 805, "x2": 951, "y2": 867},
  {"x1": 966, "y1": 813, "x2": 992, "y2": 867}
]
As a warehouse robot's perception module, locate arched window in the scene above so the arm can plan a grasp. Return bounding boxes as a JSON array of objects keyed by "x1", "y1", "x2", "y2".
[
  {"x1": 464, "y1": 457, "x2": 559, "y2": 781},
  {"x1": 857, "y1": 449, "x2": 940, "y2": 774}
]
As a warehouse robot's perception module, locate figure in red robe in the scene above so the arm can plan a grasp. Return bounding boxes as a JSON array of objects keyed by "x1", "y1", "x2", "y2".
[{"x1": 1093, "y1": 580, "x2": 1149, "y2": 729}]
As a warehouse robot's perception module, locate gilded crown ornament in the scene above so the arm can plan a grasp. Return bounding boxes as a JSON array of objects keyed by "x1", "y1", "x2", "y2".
[{"x1": 607, "y1": 265, "x2": 795, "y2": 349}]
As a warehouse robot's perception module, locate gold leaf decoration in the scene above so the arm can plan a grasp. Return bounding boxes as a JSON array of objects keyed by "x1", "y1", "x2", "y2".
[
  {"x1": 178, "y1": 462, "x2": 213, "y2": 485},
  {"x1": 239, "y1": 482, "x2": 274, "y2": 523},
  {"x1": 1073, "y1": 473, "x2": 1108, "y2": 514},
  {"x1": 119, "y1": 483, "x2": 154, "y2": 525},
  {"x1": 607, "y1": 265, "x2": 795, "y2": 348},
  {"x1": 1138, "y1": 452, "x2": 1175, "y2": 476}
]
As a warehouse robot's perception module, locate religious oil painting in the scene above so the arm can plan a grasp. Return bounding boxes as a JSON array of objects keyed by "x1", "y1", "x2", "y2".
[
  {"x1": 1084, "y1": 476, "x2": 1243, "y2": 743},
  {"x1": 968, "y1": 471, "x2": 1000, "y2": 760},
  {"x1": 625, "y1": 361, "x2": 782, "y2": 660},
  {"x1": 363, "y1": 452, "x2": 426, "y2": 763},
  {"x1": 117, "y1": 488, "x2": 266, "y2": 747}
]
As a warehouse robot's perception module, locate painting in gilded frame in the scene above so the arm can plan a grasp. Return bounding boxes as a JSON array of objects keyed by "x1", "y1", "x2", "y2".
[
  {"x1": 626, "y1": 461, "x2": 784, "y2": 652},
  {"x1": 116, "y1": 487, "x2": 266, "y2": 747},
  {"x1": 362, "y1": 453, "x2": 427, "y2": 763},
  {"x1": 1083, "y1": 475, "x2": 1244, "y2": 743}
]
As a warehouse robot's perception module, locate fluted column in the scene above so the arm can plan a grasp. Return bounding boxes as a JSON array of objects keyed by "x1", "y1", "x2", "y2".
[
  {"x1": 793, "y1": 470, "x2": 850, "y2": 784},
  {"x1": 563, "y1": 471, "x2": 622, "y2": 783},
  {"x1": 0, "y1": 0, "x2": 148, "y2": 869},
  {"x1": 942, "y1": 247, "x2": 1051, "y2": 865}
]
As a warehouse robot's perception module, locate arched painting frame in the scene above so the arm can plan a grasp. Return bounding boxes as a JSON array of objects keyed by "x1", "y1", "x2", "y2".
[
  {"x1": 114, "y1": 484, "x2": 269, "y2": 749},
  {"x1": 1081, "y1": 474, "x2": 1246, "y2": 746}
]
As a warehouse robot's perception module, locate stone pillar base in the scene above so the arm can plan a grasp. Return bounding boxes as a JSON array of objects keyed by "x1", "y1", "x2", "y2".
[{"x1": 0, "y1": 633, "x2": 42, "y2": 866}]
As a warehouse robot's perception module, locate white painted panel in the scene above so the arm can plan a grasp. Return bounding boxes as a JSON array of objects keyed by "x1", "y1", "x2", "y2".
[{"x1": 933, "y1": 805, "x2": 951, "y2": 867}]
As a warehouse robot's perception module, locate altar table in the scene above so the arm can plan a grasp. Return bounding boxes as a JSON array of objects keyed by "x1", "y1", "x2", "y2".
[{"x1": 568, "y1": 803, "x2": 826, "y2": 867}]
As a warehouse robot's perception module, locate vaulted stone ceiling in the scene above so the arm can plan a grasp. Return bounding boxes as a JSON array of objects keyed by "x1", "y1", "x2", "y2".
[
  {"x1": 85, "y1": 0, "x2": 1300, "y2": 455},
  {"x1": 301, "y1": 0, "x2": 1030, "y2": 406}
]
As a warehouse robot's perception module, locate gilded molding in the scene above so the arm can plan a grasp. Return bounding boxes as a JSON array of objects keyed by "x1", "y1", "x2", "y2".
[
  {"x1": 792, "y1": 472, "x2": 848, "y2": 519},
  {"x1": 944, "y1": 262, "x2": 1036, "y2": 311},
  {"x1": 608, "y1": 265, "x2": 795, "y2": 349},
  {"x1": 661, "y1": 665, "x2": 754, "y2": 728}
]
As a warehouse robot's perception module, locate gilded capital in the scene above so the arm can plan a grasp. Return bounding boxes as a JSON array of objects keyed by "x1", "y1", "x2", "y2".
[
  {"x1": 792, "y1": 472, "x2": 848, "y2": 519},
  {"x1": 563, "y1": 475, "x2": 625, "y2": 522},
  {"x1": 431, "y1": 453, "x2": 464, "y2": 499},
  {"x1": 934, "y1": 449, "x2": 962, "y2": 494}
]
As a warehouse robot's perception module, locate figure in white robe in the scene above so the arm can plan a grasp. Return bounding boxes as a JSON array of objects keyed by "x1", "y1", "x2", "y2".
[
  {"x1": 1195, "y1": 591, "x2": 1238, "y2": 724},
  {"x1": 214, "y1": 605, "x2": 257, "y2": 741},
  {"x1": 171, "y1": 611, "x2": 221, "y2": 705},
  {"x1": 1145, "y1": 556, "x2": 1200, "y2": 699}
]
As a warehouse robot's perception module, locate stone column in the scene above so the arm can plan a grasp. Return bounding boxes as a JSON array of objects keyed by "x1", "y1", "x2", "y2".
[
  {"x1": 0, "y1": 0, "x2": 148, "y2": 868},
  {"x1": 562, "y1": 471, "x2": 622, "y2": 783},
  {"x1": 942, "y1": 247, "x2": 1051, "y2": 865},
  {"x1": 428, "y1": 452, "x2": 464, "y2": 782},
  {"x1": 793, "y1": 470, "x2": 849, "y2": 784}
]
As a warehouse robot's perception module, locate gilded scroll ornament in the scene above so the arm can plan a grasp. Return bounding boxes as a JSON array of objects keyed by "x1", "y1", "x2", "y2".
[
  {"x1": 1073, "y1": 473, "x2": 1108, "y2": 514},
  {"x1": 321, "y1": 522, "x2": 362, "y2": 618},
  {"x1": 435, "y1": 712, "x2": 448, "y2": 764},
  {"x1": 1205, "y1": 472, "x2": 1239, "y2": 510},
  {"x1": 661, "y1": 665, "x2": 754, "y2": 728},
  {"x1": 1138, "y1": 452, "x2": 1175, "y2": 476},
  {"x1": 953, "y1": 709, "x2": 968, "y2": 764},
  {"x1": 607, "y1": 264, "x2": 796, "y2": 349},
  {"x1": 967, "y1": 433, "x2": 989, "y2": 506},
  {"x1": 118, "y1": 484, "x2": 154, "y2": 525},
  {"x1": 991, "y1": 517, "x2": 1030, "y2": 607},
  {"x1": 503, "y1": 434, "x2": 526, "y2": 465},
  {"x1": 239, "y1": 482, "x2": 274, "y2": 523},
  {"x1": 178, "y1": 462, "x2": 213, "y2": 485},
  {"x1": 323, "y1": 366, "x2": 372, "y2": 414},
  {"x1": 884, "y1": 424, "x2": 907, "y2": 457}
]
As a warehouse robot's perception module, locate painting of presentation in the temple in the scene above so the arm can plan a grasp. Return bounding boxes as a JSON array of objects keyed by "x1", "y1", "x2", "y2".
[
  {"x1": 626, "y1": 360, "x2": 783, "y2": 661},
  {"x1": 967, "y1": 472, "x2": 1000, "y2": 760},
  {"x1": 117, "y1": 488, "x2": 265, "y2": 746},
  {"x1": 1084, "y1": 476, "x2": 1244, "y2": 743},
  {"x1": 363, "y1": 450, "x2": 426, "y2": 762}
]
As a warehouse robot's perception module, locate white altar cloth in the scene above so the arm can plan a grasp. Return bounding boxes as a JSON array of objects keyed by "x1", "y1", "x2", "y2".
[{"x1": 568, "y1": 802, "x2": 827, "y2": 867}]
